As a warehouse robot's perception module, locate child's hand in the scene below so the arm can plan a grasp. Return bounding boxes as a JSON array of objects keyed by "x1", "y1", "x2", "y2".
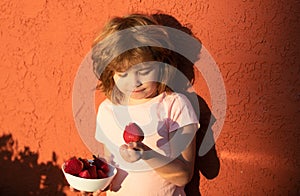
[
  {"x1": 119, "y1": 142, "x2": 149, "y2": 163},
  {"x1": 70, "y1": 186, "x2": 102, "y2": 196}
]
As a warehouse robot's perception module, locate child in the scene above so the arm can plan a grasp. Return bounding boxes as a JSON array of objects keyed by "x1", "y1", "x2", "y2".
[{"x1": 92, "y1": 14, "x2": 199, "y2": 196}]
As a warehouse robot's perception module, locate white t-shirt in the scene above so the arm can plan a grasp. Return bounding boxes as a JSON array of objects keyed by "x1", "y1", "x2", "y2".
[{"x1": 95, "y1": 92, "x2": 199, "y2": 196}]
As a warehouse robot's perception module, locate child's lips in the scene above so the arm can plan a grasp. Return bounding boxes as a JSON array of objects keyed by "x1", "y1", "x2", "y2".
[{"x1": 131, "y1": 88, "x2": 144, "y2": 93}]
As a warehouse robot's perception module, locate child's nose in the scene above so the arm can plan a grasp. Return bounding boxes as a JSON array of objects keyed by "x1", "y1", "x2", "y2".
[{"x1": 130, "y1": 73, "x2": 142, "y2": 87}]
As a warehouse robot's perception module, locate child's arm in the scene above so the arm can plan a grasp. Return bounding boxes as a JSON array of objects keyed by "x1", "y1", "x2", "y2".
[
  {"x1": 122, "y1": 123, "x2": 197, "y2": 187},
  {"x1": 146, "y1": 123, "x2": 197, "y2": 187}
]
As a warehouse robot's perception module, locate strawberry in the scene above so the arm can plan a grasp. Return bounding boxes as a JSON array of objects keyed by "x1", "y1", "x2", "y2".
[
  {"x1": 88, "y1": 165, "x2": 98, "y2": 179},
  {"x1": 93, "y1": 155, "x2": 107, "y2": 169},
  {"x1": 79, "y1": 157, "x2": 90, "y2": 170},
  {"x1": 92, "y1": 155, "x2": 110, "y2": 174},
  {"x1": 123, "y1": 122, "x2": 144, "y2": 144},
  {"x1": 100, "y1": 162, "x2": 110, "y2": 173},
  {"x1": 64, "y1": 157, "x2": 84, "y2": 175},
  {"x1": 79, "y1": 169, "x2": 91, "y2": 179},
  {"x1": 97, "y1": 169, "x2": 108, "y2": 178}
]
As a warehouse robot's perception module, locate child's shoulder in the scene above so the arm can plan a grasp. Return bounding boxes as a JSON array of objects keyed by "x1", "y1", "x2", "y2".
[
  {"x1": 162, "y1": 92, "x2": 196, "y2": 117},
  {"x1": 97, "y1": 98, "x2": 113, "y2": 111},
  {"x1": 163, "y1": 92, "x2": 191, "y2": 104}
]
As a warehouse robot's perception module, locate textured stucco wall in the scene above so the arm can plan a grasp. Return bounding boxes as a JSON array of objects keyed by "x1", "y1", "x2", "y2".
[{"x1": 0, "y1": 0, "x2": 299, "y2": 195}]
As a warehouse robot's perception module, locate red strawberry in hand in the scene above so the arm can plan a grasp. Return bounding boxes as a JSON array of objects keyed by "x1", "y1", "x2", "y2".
[
  {"x1": 64, "y1": 157, "x2": 83, "y2": 175},
  {"x1": 123, "y1": 123, "x2": 144, "y2": 144}
]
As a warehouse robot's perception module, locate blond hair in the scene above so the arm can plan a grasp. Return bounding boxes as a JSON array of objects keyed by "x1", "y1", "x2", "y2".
[{"x1": 92, "y1": 14, "x2": 176, "y2": 104}]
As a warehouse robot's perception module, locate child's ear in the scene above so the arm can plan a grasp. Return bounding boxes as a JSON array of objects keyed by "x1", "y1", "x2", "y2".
[{"x1": 96, "y1": 80, "x2": 102, "y2": 89}]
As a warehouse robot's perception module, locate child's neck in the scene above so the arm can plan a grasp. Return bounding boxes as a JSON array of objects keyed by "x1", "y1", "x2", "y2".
[
  {"x1": 121, "y1": 92, "x2": 161, "y2": 105},
  {"x1": 128, "y1": 97, "x2": 152, "y2": 105}
]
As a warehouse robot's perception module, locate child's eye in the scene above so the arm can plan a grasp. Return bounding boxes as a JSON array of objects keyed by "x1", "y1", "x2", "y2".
[
  {"x1": 139, "y1": 69, "x2": 152, "y2": 75},
  {"x1": 117, "y1": 72, "x2": 127, "y2": 77}
]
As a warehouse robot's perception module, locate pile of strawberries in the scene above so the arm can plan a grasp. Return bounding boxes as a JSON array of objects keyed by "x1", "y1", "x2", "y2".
[
  {"x1": 64, "y1": 155, "x2": 110, "y2": 179},
  {"x1": 63, "y1": 123, "x2": 143, "y2": 179}
]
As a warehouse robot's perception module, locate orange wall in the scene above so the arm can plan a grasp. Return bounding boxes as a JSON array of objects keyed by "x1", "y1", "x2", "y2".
[{"x1": 0, "y1": 0, "x2": 299, "y2": 195}]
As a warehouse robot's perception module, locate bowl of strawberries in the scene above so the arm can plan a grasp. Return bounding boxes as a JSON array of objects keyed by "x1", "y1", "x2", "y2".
[{"x1": 62, "y1": 155, "x2": 117, "y2": 192}]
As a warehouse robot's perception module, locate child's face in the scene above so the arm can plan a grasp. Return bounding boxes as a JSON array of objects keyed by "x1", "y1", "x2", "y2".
[{"x1": 113, "y1": 62, "x2": 160, "y2": 103}]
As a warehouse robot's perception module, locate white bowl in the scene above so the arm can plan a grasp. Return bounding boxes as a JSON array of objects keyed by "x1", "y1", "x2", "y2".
[{"x1": 62, "y1": 162, "x2": 117, "y2": 192}]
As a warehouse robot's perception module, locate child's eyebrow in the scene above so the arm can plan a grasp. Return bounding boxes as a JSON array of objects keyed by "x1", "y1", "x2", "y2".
[
  {"x1": 139, "y1": 66, "x2": 153, "y2": 70},
  {"x1": 135, "y1": 63, "x2": 156, "y2": 70}
]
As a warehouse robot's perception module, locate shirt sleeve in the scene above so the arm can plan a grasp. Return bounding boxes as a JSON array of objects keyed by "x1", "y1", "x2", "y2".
[
  {"x1": 168, "y1": 93, "x2": 200, "y2": 132},
  {"x1": 95, "y1": 103, "x2": 105, "y2": 143},
  {"x1": 95, "y1": 100, "x2": 113, "y2": 144}
]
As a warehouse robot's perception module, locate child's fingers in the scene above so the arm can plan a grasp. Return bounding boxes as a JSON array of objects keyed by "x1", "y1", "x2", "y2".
[
  {"x1": 119, "y1": 145, "x2": 129, "y2": 155},
  {"x1": 128, "y1": 142, "x2": 141, "y2": 151},
  {"x1": 70, "y1": 186, "x2": 81, "y2": 192},
  {"x1": 129, "y1": 142, "x2": 149, "y2": 151},
  {"x1": 81, "y1": 191, "x2": 99, "y2": 196},
  {"x1": 70, "y1": 185, "x2": 100, "y2": 196},
  {"x1": 128, "y1": 142, "x2": 135, "y2": 148},
  {"x1": 120, "y1": 144, "x2": 129, "y2": 150},
  {"x1": 119, "y1": 144, "x2": 142, "y2": 162},
  {"x1": 70, "y1": 186, "x2": 86, "y2": 195},
  {"x1": 80, "y1": 191, "x2": 88, "y2": 196},
  {"x1": 92, "y1": 190, "x2": 102, "y2": 196}
]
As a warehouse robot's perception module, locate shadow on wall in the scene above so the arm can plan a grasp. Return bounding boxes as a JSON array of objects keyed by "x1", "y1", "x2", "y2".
[
  {"x1": 152, "y1": 13, "x2": 221, "y2": 196},
  {"x1": 0, "y1": 133, "x2": 67, "y2": 195}
]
